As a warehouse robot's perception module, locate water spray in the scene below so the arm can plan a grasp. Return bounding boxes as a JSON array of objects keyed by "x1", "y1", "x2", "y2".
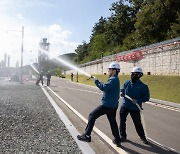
[
  {"x1": 39, "y1": 48, "x2": 91, "y2": 78},
  {"x1": 30, "y1": 64, "x2": 39, "y2": 74}
]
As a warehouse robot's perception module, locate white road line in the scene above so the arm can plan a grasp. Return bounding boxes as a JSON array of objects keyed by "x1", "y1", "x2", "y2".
[
  {"x1": 47, "y1": 85, "x2": 180, "y2": 154},
  {"x1": 124, "y1": 96, "x2": 180, "y2": 153},
  {"x1": 58, "y1": 85, "x2": 180, "y2": 113},
  {"x1": 41, "y1": 86, "x2": 95, "y2": 154},
  {"x1": 147, "y1": 137, "x2": 180, "y2": 154},
  {"x1": 46, "y1": 86, "x2": 128, "y2": 154},
  {"x1": 67, "y1": 79, "x2": 98, "y2": 89},
  {"x1": 58, "y1": 86, "x2": 102, "y2": 94},
  {"x1": 146, "y1": 102, "x2": 180, "y2": 112}
]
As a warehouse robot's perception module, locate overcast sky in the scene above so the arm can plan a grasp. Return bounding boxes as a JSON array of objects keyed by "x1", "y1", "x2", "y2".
[{"x1": 0, "y1": 0, "x2": 118, "y2": 67}]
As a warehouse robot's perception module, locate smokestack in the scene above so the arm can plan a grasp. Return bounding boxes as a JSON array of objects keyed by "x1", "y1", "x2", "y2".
[
  {"x1": 4, "y1": 53, "x2": 7, "y2": 67},
  {"x1": 16, "y1": 60, "x2": 19, "y2": 68},
  {"x1": 8, "y1": 55, "x2": 10, "y2": 67}
]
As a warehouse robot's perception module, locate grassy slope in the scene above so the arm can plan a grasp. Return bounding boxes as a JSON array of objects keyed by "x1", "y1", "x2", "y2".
[{"x1": 65, "y1": 74, "x2": 180, "y2": 104}]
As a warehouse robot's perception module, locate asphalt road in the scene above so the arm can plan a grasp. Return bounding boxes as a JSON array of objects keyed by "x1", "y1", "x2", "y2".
[{"x1": 47, "y1": 77, "x2": 180, "y2": 154}]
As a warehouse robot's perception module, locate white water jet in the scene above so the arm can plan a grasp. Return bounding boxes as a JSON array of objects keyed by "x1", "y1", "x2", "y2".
[
  {"x1": 30, "y1": 64, "x2": 39, "y2": 74},
  {"x1": 40, "y1": 49, "x2": 91, "y2": 77}
]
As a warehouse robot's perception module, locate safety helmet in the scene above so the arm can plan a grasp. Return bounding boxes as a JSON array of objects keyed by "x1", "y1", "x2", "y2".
[
  {"x1": 131, "y1": 66, "x2": 143, "y2": 74},
  {"x1": 108, "y1": 62, "x2": 120, "y2": 71}
]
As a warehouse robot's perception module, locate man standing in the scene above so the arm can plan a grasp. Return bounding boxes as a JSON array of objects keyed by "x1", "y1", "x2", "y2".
[
  {"x1": 120, "y1": 66, "x2": 150, "y2": 144},
  {"x1": 77, "y1": 62, "x2": 121, "y2": 147},
  {"x1": 37, "y1": 71, "x2": 43, "y2": 86},
  {"x1": 46, "y1": 71, "x2": 51, "y2": 86},
  {"x1": 71, "y1": 73, "x2": 73, "y2": 82}
]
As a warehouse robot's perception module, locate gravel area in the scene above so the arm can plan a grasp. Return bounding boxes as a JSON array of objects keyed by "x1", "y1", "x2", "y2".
[{"x1": 0, "y1": 80, "x2": 82, "y2": 154}]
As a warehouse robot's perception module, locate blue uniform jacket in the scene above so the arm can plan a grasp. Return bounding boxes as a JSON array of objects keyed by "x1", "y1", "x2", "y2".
[
  {"x1": 95, "y1": 75, "x2": 120, "y2": 109},
  {"x1": 121, "y1": 80, "x2": 150, "y2": 110}
]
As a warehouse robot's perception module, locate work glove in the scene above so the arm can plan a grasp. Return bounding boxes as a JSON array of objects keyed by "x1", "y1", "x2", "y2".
[
  {"x1": 120, "y1": 92, "x2": 125, "y2": 97},
  {"x1": 132, "y1": 99, "x2": 138, "y2": 104},
  {"x1": 91, "y1": 76, "x2": 98, "y2": 81}
]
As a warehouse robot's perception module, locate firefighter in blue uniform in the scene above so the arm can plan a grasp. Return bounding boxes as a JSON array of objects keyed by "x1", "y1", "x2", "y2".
[
  {"x1": 120, "y1": 66, "x2": 150, "y2": 144},
  {"x1": 77, "y1": 62, "x2": 121, "y2": 147}
]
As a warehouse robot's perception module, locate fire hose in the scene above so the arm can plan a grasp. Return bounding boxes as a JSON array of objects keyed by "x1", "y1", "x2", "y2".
[
  {"x1": 124, "y1": 95, "x2": 147, "y2": 137},
  {"x1": 123, "y1": 95, "x2": 179, "y2": 153}
]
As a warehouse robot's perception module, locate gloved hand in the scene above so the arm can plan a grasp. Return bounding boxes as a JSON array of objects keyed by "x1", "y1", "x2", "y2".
[
  {"x1": 120, "y1": 92, "x2": 125, "y2": 97},
  {"x1": 91, "y1": 76, "x2": 98, "y2": 81},
  {"x1": 132, "y1": 99, "x2": 138, "y2": 104}
]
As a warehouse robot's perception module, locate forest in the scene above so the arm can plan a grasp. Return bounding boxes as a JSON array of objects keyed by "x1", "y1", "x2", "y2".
[{"x1": 74, "y1": 0, "x2": 180, "y2": 64}]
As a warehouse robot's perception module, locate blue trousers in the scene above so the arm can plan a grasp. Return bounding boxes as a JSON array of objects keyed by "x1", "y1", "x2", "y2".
[
  {"x1": 85, "y1": 105, "x2": 120, "y2": 141},
  {"x1": 120, "y1": 107, "x2": 146, "y2": 139}
]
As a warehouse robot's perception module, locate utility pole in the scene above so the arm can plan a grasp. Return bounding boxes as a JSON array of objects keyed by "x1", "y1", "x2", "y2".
[
  {"x1": 20, "y1": 26, "x2": 24, "y2": 84},
  {"x1": 77, "y1": 53, "x2": 79, "y2": 82},
  {"x1": 101, "y1": 51, "x2": 104, "y2": 74}
]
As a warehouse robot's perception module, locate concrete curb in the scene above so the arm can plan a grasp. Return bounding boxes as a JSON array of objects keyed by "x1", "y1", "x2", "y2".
[
  {"x1": 150, "y1": 98, "x2": 180, "y2": 109},
  {"x1": 41, "y1": 86, "x2": 95, "y2": 154}
]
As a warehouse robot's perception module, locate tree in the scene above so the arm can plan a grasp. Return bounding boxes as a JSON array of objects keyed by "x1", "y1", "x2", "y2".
[
  {"x1": 73, "y1": 0, "x2": 180, "y2": 64},
  {"x1": 168, "y1": 15, "x2": 180, "y2": 38},
  {"x1": 91, "y1": 17, "x2": 107, "y2": 36},
  {"x1": 75, "y1": 41, "x2": 89, "y2": 63},
  {"x1": 104, "y1": 0, "x2": 137, "y2": 47},
  {"x1": 88, "y1": 34, "x2": 109, "y2": 61},
  {"x1": 134, "y1": 0, "x2": 180, "y2": 46}
]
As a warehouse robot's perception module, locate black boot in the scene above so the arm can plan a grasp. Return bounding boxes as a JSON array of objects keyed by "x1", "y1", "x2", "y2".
[
  {"x1": 77, "y1": 134, "x2": 91, "y2": 142},
  {"x1": 120, "y1": 136, "x2": 127, "y2": 142},
  {"x1": 113, "y1": 139, "x2": 121, "y2": 147},
  {"x1": 141, "y1": 137, "x2": 149, "y2": 144}
]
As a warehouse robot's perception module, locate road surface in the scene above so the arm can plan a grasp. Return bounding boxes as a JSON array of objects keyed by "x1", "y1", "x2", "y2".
[{"x1": 45, "y1": 77, "x2": 180, "y2": 154}]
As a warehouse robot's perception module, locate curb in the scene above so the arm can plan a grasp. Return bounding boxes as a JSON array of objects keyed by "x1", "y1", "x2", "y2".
[
  {"x1": 41, "y1": 86, "x2": 95, "y2": 154},
  {"x1": 150, "y1": 98, "x2": 180, "y2": 109}
]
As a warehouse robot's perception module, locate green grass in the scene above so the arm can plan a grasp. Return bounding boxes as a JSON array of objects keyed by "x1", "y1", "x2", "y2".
[{"x1": 65, "y1": 74, "x2": 180, "y2": 104}]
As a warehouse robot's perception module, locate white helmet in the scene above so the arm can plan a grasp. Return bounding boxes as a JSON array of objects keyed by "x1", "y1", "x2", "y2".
[
  {"x1": 108, "y1": 62, "x2": 120, "y2": 70},
  {"x1": 131, "y1": 66, "x2": 143, "y2": 74}
]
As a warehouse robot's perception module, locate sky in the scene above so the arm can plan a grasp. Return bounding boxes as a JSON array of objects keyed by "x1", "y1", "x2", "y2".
[{"x1": 0, "y1": 0, "x2": 118, "y2": 67}]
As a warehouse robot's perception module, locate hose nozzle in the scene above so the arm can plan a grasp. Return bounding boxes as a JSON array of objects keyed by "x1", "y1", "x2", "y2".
[{"x1": 87, "y1": 76, "x2": 93, "y2": 80}]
